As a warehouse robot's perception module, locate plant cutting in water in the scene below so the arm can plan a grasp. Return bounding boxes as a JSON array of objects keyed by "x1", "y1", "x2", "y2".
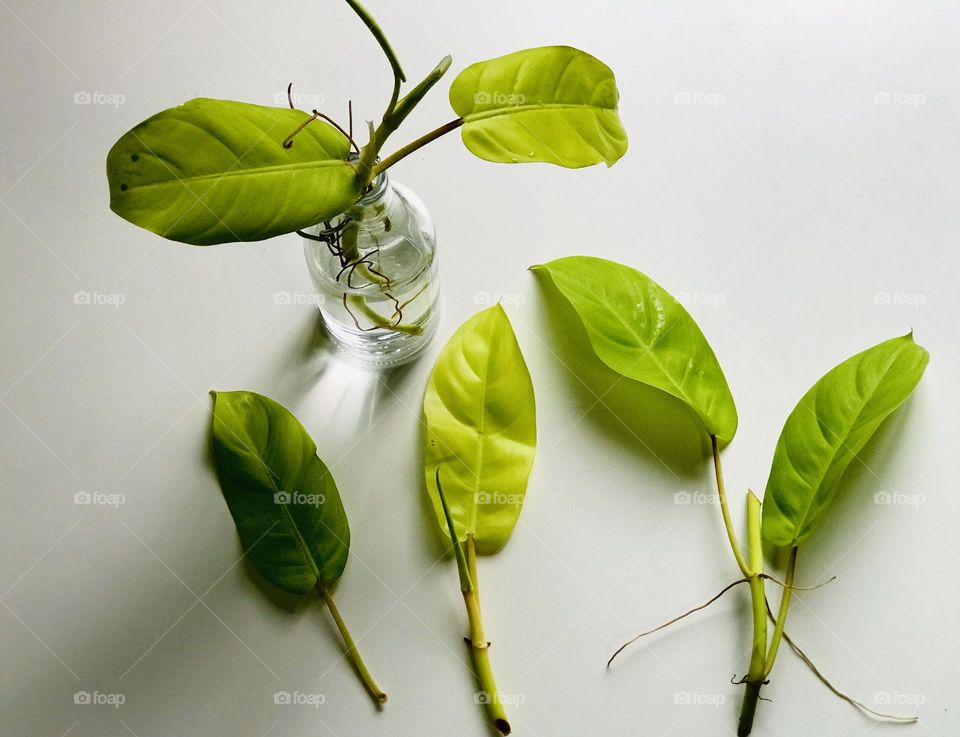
[
  {"x1": 105, "y1": 0, "x2": 627, "y2": 356},
  {"x1": 533, "y1": 256, "x2": 929, "y2": 735},
  {"x1": 209, "y1": 390, "x2": 386, "y2": 705},
  {"x1": 421, "y1": 304, "x2": 537, "y2": 735}
]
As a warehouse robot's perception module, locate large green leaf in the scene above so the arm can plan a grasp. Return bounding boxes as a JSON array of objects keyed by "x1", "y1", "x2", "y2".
[
  {"x1": 210, "y1": 390, "x2": 350, "y2": 593},
  {"x1": 532, "y1": 256, "x2": 738, "y2": 442},
  {"x1": 422, "y1": 305, "x2": 537, "y2": 554},
  {"x1": 107, "y1": 98, "x2": 361, "y2": 245},
  {"x1": 761, "y1": 334, "x2": 928, "y2": 547},
  {"x1": 449, "y1": 46, "x2": 628, "y2": 168}
]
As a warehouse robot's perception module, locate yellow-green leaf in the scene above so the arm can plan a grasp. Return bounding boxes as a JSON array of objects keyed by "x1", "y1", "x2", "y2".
[
  {"x1": 107, "y1": 98, "x2": 361, "y2": 245},
  {"x1": 762, "y1": 334, "x2": 929, "y2": 547},
  {"x1": 422, "y1": 305, "x2": 536, "y2": 554},
  {"x1": 533, "y1": 256, "x2": 738, "y2": 442},
  {"x1": 449, "y1": 46, "x2": 628, "y2": 168}
]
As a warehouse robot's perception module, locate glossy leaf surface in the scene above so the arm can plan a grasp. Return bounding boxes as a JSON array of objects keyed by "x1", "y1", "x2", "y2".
[
  {"x1": 210, "y1": 390, "x2": 349, "y2": 593},
  {"x1": 762, "y1": 334, "x2": 928, "y2": 547},
  {"x1": 422, "y1": 305, "x2": 536, "y2": 554},
  {"x1": 107, "y1": 99, "x2": 361, "y2": 245},
  {"x1": 449, "y1": 46, "x2": 628, "y2": 168},
  {"x1": 532, "y1": 256, "x2": 738, "y2": 441}
]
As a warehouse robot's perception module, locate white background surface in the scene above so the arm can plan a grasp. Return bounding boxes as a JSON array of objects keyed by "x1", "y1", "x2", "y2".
[{"x1": 2, "y1": 2, "x2": 958, "y2": 736}]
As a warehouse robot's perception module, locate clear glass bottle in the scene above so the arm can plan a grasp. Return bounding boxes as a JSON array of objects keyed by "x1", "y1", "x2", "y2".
[{"x1": 302, "y1": 169, "x2": 439, "y2": 367}]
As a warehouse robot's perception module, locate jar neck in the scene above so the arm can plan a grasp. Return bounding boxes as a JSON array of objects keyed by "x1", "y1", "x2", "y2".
[{"x1": 355, "y1": 169, "x2": 390, "y2": 207}]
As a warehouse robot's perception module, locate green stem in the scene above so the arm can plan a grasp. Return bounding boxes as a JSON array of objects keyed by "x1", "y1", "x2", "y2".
[
  {"x1": 315, "y1": 580, "x2": 387, "y2": 706},
  {"x1": 342, "y1": 0, "x2": 405, "y2": 83},
  {"x1": 374, "y1": 119, "x2": 464, "y2": 175},
  {"x1": 711, "y1": 435, "x2": 750, "y2": 577},
  {"x1": 464, "y1": 536, "x2": 511, "y2": 735},
  {"x1": 738, "y1": 491, "x2": 767, "y2": 737}
]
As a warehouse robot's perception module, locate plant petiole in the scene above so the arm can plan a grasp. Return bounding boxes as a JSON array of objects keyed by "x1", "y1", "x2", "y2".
[
  {"x1": 374, "y1": 119, "x2": 464, "y2": 175},
  {"x1": 764, "y1": 547, "x2": 797, "y2": 676},
  {"x1": 711, "y1": 435, "x2": 750, "y2": 577},
  {"x1": 315, "y1": 579, "x2": 388, "y2": 706},
  {"x1": 343, "y1": 0, "x2": 405, "y2": 83}
]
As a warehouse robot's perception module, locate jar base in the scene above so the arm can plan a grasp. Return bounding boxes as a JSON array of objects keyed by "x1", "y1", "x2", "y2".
[{"x1": 319, "y1": 300, "x2": 441, "y2": 368}]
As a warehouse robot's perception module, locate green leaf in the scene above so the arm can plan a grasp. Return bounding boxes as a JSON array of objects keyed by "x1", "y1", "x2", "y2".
[
  {"x1": 107, "y1": 98, "x2": 361, "y2": 245},
  {"x1": 422, "y1": 305, "x2": 537, "y2": 554},
  {"x1": 449, "y1": 46, "x2": 628, "y2": 168},
  {"x1": 761, "y1": 334, "x2": 929, "y2": 547},
  {"x1": 209, "y1": 390, "x2": 350, "y2": 593},
  {"x1": 532, "y1": 256, "x2": 738, "y2": 442}
]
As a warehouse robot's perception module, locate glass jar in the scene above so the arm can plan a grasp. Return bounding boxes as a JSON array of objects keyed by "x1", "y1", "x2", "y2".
[{"x1": 302, "y1": 169, "x2": 439, "y2": 367}]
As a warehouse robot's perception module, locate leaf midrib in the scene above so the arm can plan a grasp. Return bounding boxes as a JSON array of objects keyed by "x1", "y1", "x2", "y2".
[
  {"x1": 122, "y1": 159, "x2": 355, "y2": 192},
  {"x1": 463, "y1": 102, "x2": 617, "y2": 123},
  {"x1": 468, "y1": 315, "x2": 498, "y2": 534},
  {"x1": 226, "y1": 419, "x2": 322, "y2": 581}
]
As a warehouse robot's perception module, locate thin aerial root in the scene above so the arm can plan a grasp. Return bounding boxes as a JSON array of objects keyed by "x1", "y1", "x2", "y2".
[
  {"x1": 764, "y1": 598, "x2": 918, "y2": 723},
  {"x1": 312, "y1": 109, "x2": 358, "y2": 150},
  {"x1": 282, "y1": 110, "x2": 320, "y2": 149},
  {"x1": 282, "y1": 85, "x2": 358, "y2": 150},
  {"x1": 760, "y1": 573, "x2": 837, "y2": 592},
  {"x1": 607, "y1": 578, "x2": 749, "y2": 668},
  {"x1": 348, "y1": 101, "x2": 354, "y2": 145}
]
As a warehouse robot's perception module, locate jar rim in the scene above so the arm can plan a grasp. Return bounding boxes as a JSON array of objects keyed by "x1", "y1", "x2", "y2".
[{"x1": 347, "y1": 152, "x2": 389, "y2": 206}]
